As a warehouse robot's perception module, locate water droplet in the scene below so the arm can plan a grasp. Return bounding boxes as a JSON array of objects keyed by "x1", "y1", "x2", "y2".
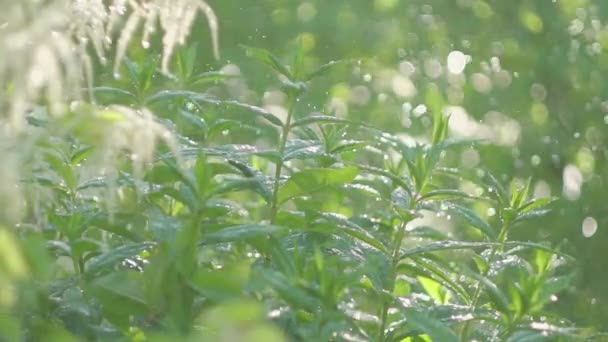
[
  {"x1": 363, "y1": 73, "x2": 372, "y2": 82},
  {"x1": 487, "y1": 208, "x2": 496, "y2": 217},
  {"x1": 142, "y1": 40, "x2": 150, "y2": 49},
  {"x1": 582, "y1": 216, "x2": 598, "y2": 238},
  {"x1": 113, "y1": 72, "x2": 121, "y2": 80},
  {"x1": 604, "y1": 114, "x2": 608, "y2": 124},
  {"x1": 447, "y1": 50, "x2": 467, "y2": 74},
  {"x1": 222, "y1": 129, "x2": 229, "y2": 136},
  {"x1": 531, "y1": 155, "x2": 541, "y2": 166}
]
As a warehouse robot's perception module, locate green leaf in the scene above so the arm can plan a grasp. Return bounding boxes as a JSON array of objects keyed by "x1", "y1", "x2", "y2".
[
  {"x1": 399, "y1": 241, "x2": 572, "y2": 261},
  {"x1": 241, "y1": 45, "x2": 293, "y2": 80},
  {"x1": 85, "y1": 242, "x2": 155, "y2": 277},
  {"x1": 70, "y1": 146, "x2": 94, "y2": 166},
  {"x1": 257, "y1": 268, "x2": 318, "y2": 311},
  {"x1": 211, "y1": 177, "x2": 272, "y2": 203},
  {"x1": 407, "y1": 256, "x2": 472, "y2": 304},
  {"x1": 202, "y1": 224, "x2": 289, "y2": 244},
  {"x1": 513, "y1": 209, "x2": 553, "y2": 225},
  {"x1": 291, "y1": 115, "x2": 367, "y2": 128},
  {"x1": 518, "y1": 197, "x2": 557, "y2": 214},
  {"x1": 305, "y1": 59, "x2": 356, "y2": 81},
  {"x1": 466, "y1": 271, "x2": 511, "y2": 314},
  {"x1": 315, "y1": 211, "x2": 388, "y2": 253},
  {"x1": 418, "y1": 276, "x2": 452, "y2": 304},
  {"x1": 447, "y1": 203, "x2": 496, "y2": 239},
  {"x1": 91, "y1": 86, "x2": 136, "y2": 100},
  {"x1": 401, "y1": 308, "x2": 459, "y2": 342},
  {"x1": 418, "y1": 189, "x2": 474, "y2": 202},
  {"x1": 277, "y1": 166, "x2": 359, "y2": 204},
  {"x1": 506, "y1": 330, "x2": 552, "y2": 342},
  {"x1": 178, "y1": 109, "x2": 208, "y2": 136},
  {"x1": 197, "y1": 98, "x2": 284, "y2": 127},
  {"x1": 190, "y1": 263, "x2": 250, "y2": 301},
  {"x1": 357, "y1": 164, "x2": 413, "y2": 196},
  {"x1": 190, "y1": 71, "x2": 239, "y2": 86},
  {"x1": 511, "y1": 178, "x2": 532, "y2": 209}
]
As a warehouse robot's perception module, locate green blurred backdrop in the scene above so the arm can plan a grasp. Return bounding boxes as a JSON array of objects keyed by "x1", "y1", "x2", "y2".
[{"x1": 177, "y1": 0, "x2": 608, "y2": 328}]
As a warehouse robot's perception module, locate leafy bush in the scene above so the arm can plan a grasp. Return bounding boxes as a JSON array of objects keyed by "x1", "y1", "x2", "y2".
[{"x1": 0, "y1": 1, "x2": 603, "y2": 341}]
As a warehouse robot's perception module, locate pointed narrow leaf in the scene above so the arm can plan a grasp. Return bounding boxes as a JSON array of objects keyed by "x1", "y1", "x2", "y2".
[
  {"x1": 241, "y1": 45, "x2": 293, "y2": 80},
  {"x1": 305, "y1": 59, "x2": 355, "y2": 81},
  {"x1": 292, "y1": 115, "x2": 367, "y2": 128},
  {"x1": 399, "y1": 241, "x2": 571, "y2": 261},
  {"x1": 202, "y1": 224, "x2": 289, "y2": 244},
  {"x1": 518, "y1": 197, "x2": 557, "y2": 214},
  {"x1": 401, "y1": 308, "x2": 459, "y2": 342},
  {"x1": 418, "y1": 189, "x2": 474, "y2": 202},
  {"x1": 448, "y1": 204, "x2": 496, "y2": 239},
  {"x1": 278, "y1": 166, "x2": 359, "y2": 204},
  {"x1": 85, "y1": 242, "x2": 155, "y2": 277}
]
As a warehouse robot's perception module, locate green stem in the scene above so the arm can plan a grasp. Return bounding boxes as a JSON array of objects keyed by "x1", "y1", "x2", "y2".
[
  {"x1": 459, "y1": 223, "x2": 510, "y2": 340},
  {"x1": 269, "y1": 94, "x2": 298, "y2": 224},
  {"x1": 377, "y1": 221, "x2": 408, "y2": 341}
]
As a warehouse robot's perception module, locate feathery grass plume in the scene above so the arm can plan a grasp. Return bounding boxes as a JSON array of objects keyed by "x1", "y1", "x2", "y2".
[
  {"x1": 0, "y1": 0, "x2": 87, "y2": 132},
  {"x1": 112, "y1": 0, "x2": 219, "y2": 76},
  {"x1": 70, "y1": 0, "x2": 110, "y2": 63},
  {"x1": 96, "y1": 105, "x2": 182, "y2": 180},
  {"x1": 86, "y1": 105, "x2": 183, "y2": 212},
  {"x1": 0, "y1": 146, "x2": 24, "y2": 223}
]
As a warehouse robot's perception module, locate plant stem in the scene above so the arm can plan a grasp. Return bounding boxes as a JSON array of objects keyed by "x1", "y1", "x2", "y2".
[
  {"x1": 377, "y1": 220, "x2": 407, "y2": 341},
  {"x1": 459, "y1": 222, "x2": 510, "y2": 340},
  {"x1": 269, "y1": 93, "x2": 298, "y2": 224}
]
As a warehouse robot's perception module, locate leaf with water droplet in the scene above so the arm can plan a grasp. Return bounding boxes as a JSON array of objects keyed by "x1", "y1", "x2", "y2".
[
  {"x1": 418, "y1": 189, "x2": 474, "y2": 202},
  {"x1": 201, "y1": 224, "x2": 289, "y2": 244},
  {"x1": 190, "y1": 71, "x2": 239, "y2": 86},
  {"x1": 304, "y1": 59, "x2": 358, "y2": 81},
  {"x1": 513, "y1": 209, "x2": 553, "y2": 225},
  {"x1": 518, "y1": 197, "x2": 557, "y2": 214},
  {"x1": 399, "y1": 308, "x2": 459, "y2": 342},
  {"x1": 240, "y1": 45, "x2": 293, "y2": 80},
  {"x1": 400, "y1": 257, "x2": 472, "y2": 304},
  {"x1": 291, "y1": 115, "x2": 369, "y2": 128},
  {"x1": 313, "y1": 211, "x2": 388, "y2": 254},
  {"x1": 399, "y1": 241, "x2": 572, "y2": 261},
  {"x1": 85, "y1": 242, "x2": 155, "y2": 278},
  {"x1": 447, "y1": 203, "x2": 496, "y2": 239},
  {"x1": 277, "y1": 166, "x2": 359, "y2": 204}
]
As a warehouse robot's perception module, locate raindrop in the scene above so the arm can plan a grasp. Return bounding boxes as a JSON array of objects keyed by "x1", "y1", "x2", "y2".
[
  {"x1": 142, "y1": 40, "x2": 150, "y2": 49},
  {"x1": 563, "y1": 164, "x2": 583, "y2": 201},
  {"x1": 604, "y1": 114, "x2": 608, "y2": 124},
  {"x1": 531, "y1": 155, "x2": 541, "y2": 166},
  {"x1": 447, "y1": 50, "x2": 467, "y2": 74},
  {"x1": 222, "y1": 129, "x2": 229, "y2": 136},
  {"x1": 487, "y1": 208, "x2": 496, "y2": 217},
  {"x1": 582, "y1": 216, "x2": 597, "y2": 238},
  {"x1": 363, "y1": 74, "x2": 372, "y2": 82},
  {"x1": 113, "y1": 72, "x2": 121, "y2": 80},
  {"x1": 413, "y1": 104, "x2": 427, "y2": 116}
]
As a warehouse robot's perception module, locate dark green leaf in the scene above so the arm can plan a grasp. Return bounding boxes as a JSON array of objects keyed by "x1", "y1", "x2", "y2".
[
  {"x1": 400, "y1": 308, "x2": 459, "y2": 342},
  {"x1": 202, "y1": 224, "x2": 289, "y2": 244},
  {"x1": 241, "y1": 45, "x2": 293, "y2": 80},
  {"x1": 277, "y1": 166, "x2": 359, "y2": 204}
]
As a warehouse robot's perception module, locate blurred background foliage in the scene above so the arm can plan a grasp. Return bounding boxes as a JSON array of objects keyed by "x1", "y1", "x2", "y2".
[{"x1": 193, "y1": 0, "x2": 607, "y2": 328}]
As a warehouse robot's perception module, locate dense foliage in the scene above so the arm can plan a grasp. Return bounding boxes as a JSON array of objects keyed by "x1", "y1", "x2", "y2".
[{"x1": 1, "y1": 0, "x2": 607, "y2": 341}]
